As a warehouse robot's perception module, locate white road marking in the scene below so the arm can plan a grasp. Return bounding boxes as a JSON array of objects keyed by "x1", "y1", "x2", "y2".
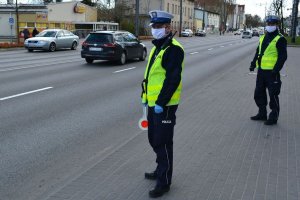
[
  {"x1": 0, "y1": 87, "x2": 53, "y2": 101},
  {"x1": 229, "y1": 44, "x2": 233, "y2": 46},
  {"x1": 208, "y1": 48, "x2": 214, "y2": 51},
  {"x1": 220, "y1": 46, "x2": 225, "y2": 48},
  {"x1": 190, "y1": 52, "x2": 199, "y2": 55},
  {"x1": 113, "y1": 67, "x2": 136, "y2": 73}
]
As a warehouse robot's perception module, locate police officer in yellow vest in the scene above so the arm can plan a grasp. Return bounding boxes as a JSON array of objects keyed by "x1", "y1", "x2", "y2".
[
  {"x1": 141, "y1": 10, "x2": 184, "y2": 198},
  {"x1": 250, "y1": 15, "x2": 287, "y2": 125}
]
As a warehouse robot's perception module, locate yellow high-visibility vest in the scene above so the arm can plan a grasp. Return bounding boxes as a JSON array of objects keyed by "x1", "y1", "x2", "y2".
[
  {"x1": 142, "y1": 39, "x2": 184, "y2": 107},
  {"x1": 256, "y1": 34, "x2": 282, "y2": 70}
]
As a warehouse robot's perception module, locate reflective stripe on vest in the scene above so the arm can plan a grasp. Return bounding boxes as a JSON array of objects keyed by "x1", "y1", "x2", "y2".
[
  {"x1": 256, "y1": 34, "x2": 281, "y2": 70},
  {"x1": 142, "y1": 38, "x2": 184, "y2": 107}
]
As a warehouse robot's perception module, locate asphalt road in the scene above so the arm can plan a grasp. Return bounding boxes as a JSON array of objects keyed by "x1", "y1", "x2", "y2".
[{"x1": 0, "y1": 35, "x2": 259, "y2": 200}]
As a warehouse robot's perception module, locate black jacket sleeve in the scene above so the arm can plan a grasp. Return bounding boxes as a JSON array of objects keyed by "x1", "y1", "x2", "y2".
[
  {"x1": 250, "y1": 45, "x2": 259, "y2": 68},
  {"x1": 273, "y1": 37, "x2": 287, "y2": 73},
  {"x1": 155, "y1": 44, "x2": 184, "y2": 106}
]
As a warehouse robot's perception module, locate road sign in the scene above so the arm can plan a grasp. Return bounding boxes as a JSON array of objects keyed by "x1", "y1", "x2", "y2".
[{"x1": 9, "y1": 17, "x2": 14, "y2": 25}]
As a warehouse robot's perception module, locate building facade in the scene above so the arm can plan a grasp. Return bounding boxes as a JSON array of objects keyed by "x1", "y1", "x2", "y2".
[
  {"x1": 0, "y1": 2, "x2": 119, "y2": 42},
  {"x1": 0, "y1": 5, "x2": 48, "y2": 41},
  {"x1": 116, "y1": 0, "x2": 195, "y2": 35},
  {"x1": 207, "y1": 11, "x2": 220, "y2": 32},
  {"x1": 221, "y1": 4, "x2": 245, "y2": 30}
]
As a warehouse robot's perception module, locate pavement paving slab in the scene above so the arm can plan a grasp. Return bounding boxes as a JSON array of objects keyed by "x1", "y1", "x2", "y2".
[{"x1": 38, "y1": 47, "x2": 300, "y2": 200}]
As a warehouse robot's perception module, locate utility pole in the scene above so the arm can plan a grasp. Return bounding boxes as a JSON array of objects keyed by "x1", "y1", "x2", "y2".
[
  {"x1": 179, "y1": 0, "x2": 183, "y2": 37},
  {"x1": 202, "y1": 2, "x2": 205, "y2": 30},
  {"x1": 16, "y1": 0, "x2": 19, "y2": 45},
  {"x1": 135, "y1": 0, "x2": 139, "y2": 37},
  {"x1": 291, "y1": 0, "x2": 299, "y2": 43}
]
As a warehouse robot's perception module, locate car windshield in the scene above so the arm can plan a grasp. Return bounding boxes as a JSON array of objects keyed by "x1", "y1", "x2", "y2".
[
  {"x1": 37, "y1": 31, "x2": 57, "y2": 37},
  {"x1": 85, "y1": 33, "x2": 113, "y2": 44},
  {"x1": 243, "y1": 32, "x2": 250, "y2": 35}
]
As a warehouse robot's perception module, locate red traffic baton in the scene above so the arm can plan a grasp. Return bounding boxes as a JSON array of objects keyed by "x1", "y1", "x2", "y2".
[{"x1": 138, "y1": 105, "x2": 148, "y2": 130}]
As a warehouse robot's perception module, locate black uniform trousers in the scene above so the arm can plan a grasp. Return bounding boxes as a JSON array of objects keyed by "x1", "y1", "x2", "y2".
[
  {"x1": 147, "y1": 105, "x2": 178, "y2": 188},
  {"x1": 254, "y1": 68, "x2": 282, "y2": 121}
]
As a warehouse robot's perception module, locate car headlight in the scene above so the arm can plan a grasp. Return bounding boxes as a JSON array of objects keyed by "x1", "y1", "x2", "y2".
[
  {"x1": 38, "y1": 41, "x2": 48, "y2": 44},
  {"x1": 24, "y1": 40, "x2": 28, "y2": 44}
]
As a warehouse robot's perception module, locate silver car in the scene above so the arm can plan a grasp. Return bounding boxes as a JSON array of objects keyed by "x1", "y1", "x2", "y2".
[
  {"x1": 24, "y1": 29, "x2": 79, "y2": 52},
  {"x1": 242, "y1": 31, "x2": 252, "y2": 39}
]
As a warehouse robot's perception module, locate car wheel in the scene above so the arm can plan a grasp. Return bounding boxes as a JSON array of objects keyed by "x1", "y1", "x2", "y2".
[
  {"x1": 49, "y1": 43, "x2": 56, "y2": 52},
  {"x1": 85, "y1": 58, "x2": 94, "y2": 64},
  {"x1": 118, "y1": 52, "x2": 126, "y2": 65},
  {"x1": 71, "y1": 41, "x2": 77, "y2": 50},
  {"x1": 139, "y1": 49, "x2": 147, "y2": 61},
  {"x1": 28, "y1": 49, "x2": 33, "y2": 52}
]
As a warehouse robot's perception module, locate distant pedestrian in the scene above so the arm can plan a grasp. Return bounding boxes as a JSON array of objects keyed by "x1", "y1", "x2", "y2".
[
  {"x1": 141, "y1": 10, "x2": 184, "y2": 198},
  {"x1": 32, "y1": 27, "x2": 39, "y2": 37},
  {"x1": 22, "y1": 27, "x2": 30, "y2": 41},
  {"x1": 249, "y1": 15, "x2": 287, "y2": 125}
]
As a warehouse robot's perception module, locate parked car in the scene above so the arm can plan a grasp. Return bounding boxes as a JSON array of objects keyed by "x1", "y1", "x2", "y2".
[
  {"x1": 242, "y1": 31, "x2": 252, "y2": 39},
  {"x1": 252, "y1": 30, "x2": 259, "y2": 37},
  {"x1": 233, "y1": 30, "x2": 241, "y2": 35},
  {"x1": 195, "y1": 29, "x2": 206, "y2": 37},
  {"x1": 181, "y1": 29, "x2": 193, "y2": 37},
  {"x1": 81, "y1": 31, "x2": 147, "y2": 65},
  {"x1": 24, "y1": 29, "x2": 79, "y2": 52},
  {"x1": 259, "y1": 30, "x2": 265, "y2": 35}
]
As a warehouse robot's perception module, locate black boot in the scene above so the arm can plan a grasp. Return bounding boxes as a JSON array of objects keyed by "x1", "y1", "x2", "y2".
[
  {"x1": 145, "y1": 171, "x2": 157, "y2": 180},
  {"x1": 149, "y1": 185, "x2": 170, "y2": 198},
  {"x1": 250, "y1": 114, "x2": 267, "y2": 121},
  {"x1": 264, "y1": 119, "x2": 277, "y2": 125}
]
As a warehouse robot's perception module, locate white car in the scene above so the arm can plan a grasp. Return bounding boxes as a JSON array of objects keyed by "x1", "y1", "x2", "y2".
[
  {"x1": 181, "y1": 29, "x2": 193, "y2": 37},
  {"x1": 24, "y1": 29, "x2": 79, "y2": 52},
  {"x1": 242, "y1": 31, "x2": 252, "y2": 39}
]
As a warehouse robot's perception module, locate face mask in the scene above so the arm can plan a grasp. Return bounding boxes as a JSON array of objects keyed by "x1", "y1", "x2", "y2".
[
  {"x1": 266, "y1": 26, "x2": 277, "y2": 33},
  {"x1": 151, "y1": 28, "x2": 166, "y2": 39}
]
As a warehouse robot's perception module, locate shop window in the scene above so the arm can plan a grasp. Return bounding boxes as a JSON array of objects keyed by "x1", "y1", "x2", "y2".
[
  {"x1": 19, "y1": 22, "x2": 26, "y2": 27},
  {"x1": 27, "y1": 22, "x2": 35, "y2": 28},
  {"x1": 55, "y1": 23, "x2": 60, "y2": 28}
]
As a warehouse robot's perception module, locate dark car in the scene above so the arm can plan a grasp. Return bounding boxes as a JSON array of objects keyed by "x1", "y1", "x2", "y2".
[
  {"x1": 81, "y1": 31, "x2": 147, "y2": 65},
  {"x1": 252, "y1": 30, "x2": 259, "y2": 37},
  {"x1": 195, "y1": 29, "x2": 206, "y2": 37}
]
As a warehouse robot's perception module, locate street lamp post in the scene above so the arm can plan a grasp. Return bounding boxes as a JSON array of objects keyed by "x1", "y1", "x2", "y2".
[
  {"x1": 256, "y1": 2, "x2": 267, "y2": 21},
  {"x1": 16, "y1": 0, "x2": 19, "y2": 45},
  {"x1": 291, "y1": 0, "x2": 299, "y2": 43},
  {"x1": 179, "y1": 0, "x2": 182, "y2": 37},
  {"x1": 135, "y1": 0, "x2": 139, "y2": 37},
  {"x1": 202, "y1": 3, "x2": 205, "y2": 30}
]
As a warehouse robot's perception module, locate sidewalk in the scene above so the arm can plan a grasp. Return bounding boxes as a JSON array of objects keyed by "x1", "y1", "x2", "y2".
[{"x1": 42, "y1": 47, "x2": 300, "y2": 200}]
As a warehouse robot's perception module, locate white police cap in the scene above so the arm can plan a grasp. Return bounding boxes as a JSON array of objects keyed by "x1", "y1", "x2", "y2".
[{"x1": 149, "y1": 10, "x2": 174, "y2": 25}]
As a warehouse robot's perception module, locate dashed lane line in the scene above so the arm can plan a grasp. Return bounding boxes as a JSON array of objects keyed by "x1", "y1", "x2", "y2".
[
  {"x1": 113, "y1": 67, "x2": 136, "y2": 73},
  {"x1": 0, "y1": 87, "x2": 53, "y2": 101}
]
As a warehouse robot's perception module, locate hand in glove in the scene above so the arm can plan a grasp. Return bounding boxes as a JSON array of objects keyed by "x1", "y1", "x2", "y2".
[
  {"x1": 249, "y1": 65, "x2": 255, "y2": 72},
  {"x1": 154, "y1": 105, "x2": 163, "y2": 114}
]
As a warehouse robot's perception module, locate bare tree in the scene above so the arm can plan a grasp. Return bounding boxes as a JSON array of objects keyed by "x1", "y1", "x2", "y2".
[
  {"x1": 245, "y1": 14, "x2": 263, "y2": 28},
  {"x1": 270, "y1": 0, "x2": 286, "y2": 34}
]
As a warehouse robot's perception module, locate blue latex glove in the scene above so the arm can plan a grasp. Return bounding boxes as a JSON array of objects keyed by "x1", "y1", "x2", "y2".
[{"x1": 154, "y1": 105, "x2": 163, "y2": 114}]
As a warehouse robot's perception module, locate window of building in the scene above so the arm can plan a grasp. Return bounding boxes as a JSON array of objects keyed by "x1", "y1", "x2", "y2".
[
  {"x1": 172, "y1": 4, "x2": 174, "y2": 14},
  {"x1": 175, "y1": 5, "x2": 177, "y2": 15},
  {"x1": 27, "y1": 22, "x2": 35, "y2": 28},
  {"x1": 167, "y1": 3, "x2": 170, "y2": 12},
  {"x1": 185, "y1": 7, "x2": 187, "y2": 16}
]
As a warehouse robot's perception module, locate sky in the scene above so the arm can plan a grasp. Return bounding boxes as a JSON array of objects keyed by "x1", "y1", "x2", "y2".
[
  {"x1": 236, "y1": 0, "x2": 294, "y2": 19},
  {"x1": 0, "y1": 0, "x2": 297, "y2": 19}
]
